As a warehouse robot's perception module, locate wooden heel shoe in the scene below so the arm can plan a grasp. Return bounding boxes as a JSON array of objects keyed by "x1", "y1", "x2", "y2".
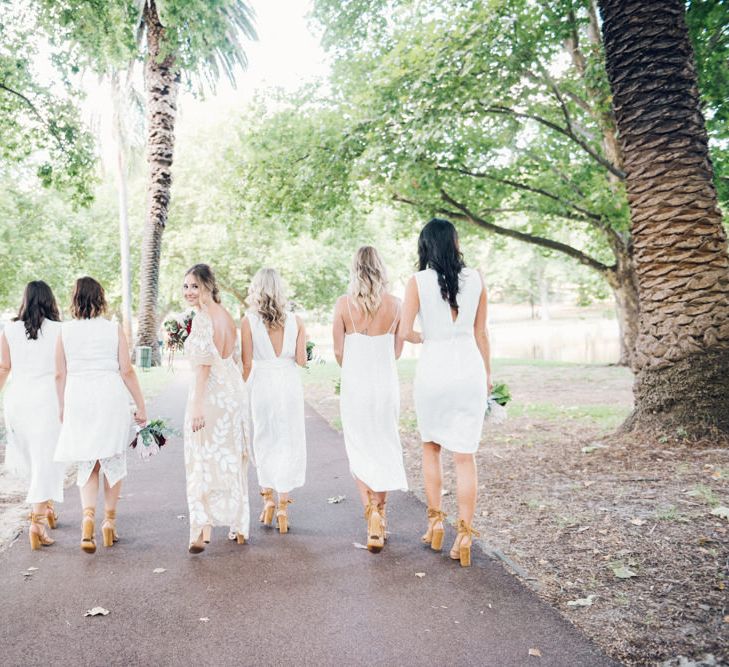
[
  {"x1": 450, "y1": 519, "x2": 480, "y2": 567},
  {"x1": 102, "y1": 509, "x2": 119, "y2": 548},
  {"x1": 365, "y1": 494, "x2": 384, "y2": 553},
  {"x1": 259, "y1": 489, "x2": 275, "y2": 525},
  {"x1": 46, "y1": 501, "x2": 58, "y2": 529},
  {"x1": 81, "y1": 507, "x2": 96, "y2": 554},
  {"x1": 29, "y1": 513, "x2": 54, "y2": 551},
  {"x1": 422, "y1": 507, "x2": 447, "y2": 551},
  {"x1": 277, "y1": 499, "x2": 293, "y2": 534}
]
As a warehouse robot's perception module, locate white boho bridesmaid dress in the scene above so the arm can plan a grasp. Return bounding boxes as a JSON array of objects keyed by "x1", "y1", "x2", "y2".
[
  {"x1": 247, "y1": 312, "x2": 306, "y2": 493},
  {"x1": 3, "y1": 320, "x2": 66, "y2": 503},
  {"x1": 54, "y1": 318, "x2": 132, "y2": 486},
  {"x1": 413, "y1": 267, "x2": 488, "y2": 453},
  {"x1": 339, "y1": 298, "x2": 408, "y2": 492},
  {"x1": 183, "y1": 309, "x2": 250, "y2": 541}
]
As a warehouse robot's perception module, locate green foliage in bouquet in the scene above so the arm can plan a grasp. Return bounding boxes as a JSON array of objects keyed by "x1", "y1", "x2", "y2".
[{"x1": 490, "y1": 382, "x2": 511, "y2": 407}]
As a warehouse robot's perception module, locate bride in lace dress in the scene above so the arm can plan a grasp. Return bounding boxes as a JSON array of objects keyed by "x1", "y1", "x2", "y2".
[{"x1": 183, "y1": 264, "x2": 250, "y2": 554}]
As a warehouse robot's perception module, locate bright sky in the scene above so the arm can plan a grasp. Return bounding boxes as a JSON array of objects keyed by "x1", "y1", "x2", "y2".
[{"x1": 75, "y1": 0, "x2": 330, "y2": 164}]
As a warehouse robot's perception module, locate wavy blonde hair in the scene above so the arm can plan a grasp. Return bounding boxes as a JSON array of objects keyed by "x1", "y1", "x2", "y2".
[
  {"x1": 248, "y1": 268, "x2": 288, "y2": 329},
  {"x1": 348, "y1": 246, "x2": 388, "y2": 319}
]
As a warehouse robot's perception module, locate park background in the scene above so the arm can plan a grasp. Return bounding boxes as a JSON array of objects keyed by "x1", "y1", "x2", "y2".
[{"x1": 1, "y1": 1, "x2": 728, "y2": 665}]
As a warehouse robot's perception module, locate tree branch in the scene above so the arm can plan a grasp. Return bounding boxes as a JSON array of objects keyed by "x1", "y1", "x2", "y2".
[
  {"x1": 438, "y1": 190, "x2": 613, "y2": 274},
  {"x1": 0, "y1": 83, "x2": 66, "y2": 152}
]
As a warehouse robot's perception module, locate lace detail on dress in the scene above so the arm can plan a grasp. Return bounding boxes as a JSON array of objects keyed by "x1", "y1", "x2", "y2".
[
  {"x1": 185, "y1": 309, "x2": 216, "y2": 366},
  {"x1": 77, "y1": 452, "x2": 127, "y2": 488}
]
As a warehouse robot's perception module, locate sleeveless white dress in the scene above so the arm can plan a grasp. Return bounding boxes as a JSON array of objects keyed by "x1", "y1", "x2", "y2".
[
  {"x1": 3, "y1": 320, "x2": 66, "y2": 503},
  {"x1": 413, "y1": 268, "x2": 488, "y2": 453},
  {"x1": 184, "y1": 309, "x2": 250, "y2": 540},
  {"x1": 54, "y1": 318, "x2": 132, "y2": 487},
  {"x1": 247, "y1": 312, "x2": 306, "y2": 493},
  {"x1": 340, "y1": 299, "x2": 408, "y2": 492}
]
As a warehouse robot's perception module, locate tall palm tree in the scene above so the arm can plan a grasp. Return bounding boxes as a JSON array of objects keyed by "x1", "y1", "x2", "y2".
[
  {"x1": 135, "y1": 0, "x2": 256, "y2": 364},
  {"x1": 598, "y1": 0, "x2": 729, "y2": 434}
]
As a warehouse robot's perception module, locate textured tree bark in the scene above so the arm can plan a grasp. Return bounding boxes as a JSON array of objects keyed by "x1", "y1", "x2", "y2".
[
  {"x1": 599, "y1": 0, "x2": 729, "y2": 435},
  {"x1": 136, "y1": 0, "x2": 179, "y2": 365}
]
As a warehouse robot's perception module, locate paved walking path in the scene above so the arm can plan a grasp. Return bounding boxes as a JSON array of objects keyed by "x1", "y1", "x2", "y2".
[{"x1": 0, "y1": 375, "x2": 616, "y2": 666}]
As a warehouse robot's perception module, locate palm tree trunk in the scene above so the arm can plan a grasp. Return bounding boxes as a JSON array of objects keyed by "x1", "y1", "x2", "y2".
[
  {"x1": 136, "y1": 0, "x2": 179, "y2": 365},
  {"x1": 111, "y1": 71, "x2": 133, "y2": 346},
  {"x1": 599, "y1": 0, "x2": 729, "y2": 434}
]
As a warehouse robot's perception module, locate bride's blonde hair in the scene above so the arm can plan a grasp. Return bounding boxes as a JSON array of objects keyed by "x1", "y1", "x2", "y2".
[
  {"x1": 348, "y1": 245, "x2": 388, "y2": 319},
  {"x1": 248, "y1": 267, "x2": 288, "y2": 329}
]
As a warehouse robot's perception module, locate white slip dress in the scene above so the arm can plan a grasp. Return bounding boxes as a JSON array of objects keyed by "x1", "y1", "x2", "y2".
[
  {"x1": 340, "y1": 298, "x2": 408, "y2": 492},
  {"x1": 2, "y1": 320, "x2": 66, "y2": 503},
  {"x1": 54, "y1": 318, "x2": 132, "y2": 487},
  {"x1": 247, "y1": 312, "x2": 306, "y2": 494},
  {"x1": 413, "y1": 268, "x2": 488, "y2": 453}
]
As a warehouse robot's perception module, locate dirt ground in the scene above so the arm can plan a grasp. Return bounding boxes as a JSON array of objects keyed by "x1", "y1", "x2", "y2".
[{"x1": 304, "y1": 360, "x2": 729, "y2": 666}]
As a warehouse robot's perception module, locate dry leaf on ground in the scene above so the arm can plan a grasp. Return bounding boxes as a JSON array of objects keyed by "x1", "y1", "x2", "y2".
[
  {"x1": 415, "y1": 572, "x2": 426, "y2": 578},
  {"x1": 528, "y1": 647, "x2": 542, "y2": 657},
  {"x1": 327, "y1": 495, "x2": 346, "y2": 504},
  {"x1": 610, "y1": 562, "x2": 638, "y2": 579},
  {"x1": 152, "y1": 568, "x2": 166, "y2": 574},
  {"x1": 567, "y1": 595, "x2": 597, "y2": 607},
  {"x1": 353, "y1": 542, "x2": 368, "y2": 550},
  {"x1": 85, "y1": 607, "x2": 109, "y2": 617},
  {"x1": 199, "y1": 617, "x2": 209, "y2": 622}
]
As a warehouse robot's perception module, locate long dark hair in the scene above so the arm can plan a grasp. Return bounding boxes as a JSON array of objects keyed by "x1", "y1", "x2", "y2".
[
  {"x1": 417, "y1": 218, "x2": 465, "y2": 312},
  {"x1": 13, "y1": 281, "x2": 61, "y2": 340}
]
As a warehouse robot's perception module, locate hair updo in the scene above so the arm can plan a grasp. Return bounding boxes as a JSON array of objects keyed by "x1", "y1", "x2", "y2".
[{"x1": 185, "y1": 264, "x2": 221, "y2": 304}]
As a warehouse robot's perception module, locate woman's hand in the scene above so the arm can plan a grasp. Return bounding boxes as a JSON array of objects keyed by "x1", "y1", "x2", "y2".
[
  {"x1": 134, "y1": 406, "x2": 147, "y2": 426},
  {"x1": 191, "y1": 402, "x2": 205, "y2": 433}
]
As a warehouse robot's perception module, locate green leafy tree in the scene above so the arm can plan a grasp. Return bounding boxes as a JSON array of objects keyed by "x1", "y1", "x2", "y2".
[
  {"x1": 37, "y1": 0, "x2": 256, "y2": 363},
  {"x1": 0, "y1": 3, "x2": 95, "y2": 205}
]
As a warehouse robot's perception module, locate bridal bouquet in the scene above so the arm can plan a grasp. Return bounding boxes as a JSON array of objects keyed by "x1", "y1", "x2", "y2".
[
  {"x1": 163, "y1": 311, "x2": 194, "y2": 367},
  {"x1": 485, "y1": 381, "x2": 511, "y2": 425},
  {"x1": 129, "y1": 419, "x2": 177, "y2": 460}
]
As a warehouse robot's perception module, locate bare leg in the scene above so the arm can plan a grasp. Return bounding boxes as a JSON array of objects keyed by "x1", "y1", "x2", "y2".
[
  {"x1": 354, "y1": 478, "x2": 371, "y2": 507},
  {"x1": 422, "y1": 441, "x2": 443, "y2": 509},
  {"x1": 453, "y1": 453, "x2": 477, "y2": 525},
  {"x1": 102, "y1": 473, "x2": 122, "y2": 513},
  {"x1": 80, "y1": 461, "x2": 101, "y2": 509},
  {"x1": 278, "y1": 491, "x2": 289, "y2": 504},
  {"x1": 32, "y1": 501, "x2": 47, "y2": 517}
]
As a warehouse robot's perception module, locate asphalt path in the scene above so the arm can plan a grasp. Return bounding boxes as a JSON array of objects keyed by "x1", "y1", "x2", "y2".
[{"x1": 0, "y1": 373, "x2": 617, "y2": 666}]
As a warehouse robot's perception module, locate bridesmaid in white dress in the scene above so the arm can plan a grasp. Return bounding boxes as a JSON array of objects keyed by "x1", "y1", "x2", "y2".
[
  {"x1": 182, "y1": 264, "x2": 250, "y2": 553},
  {"x1": 332, "y1": 246, "x2": 408, "y2": 553},
  {"x1": 54, "y1": 277, "x2": 147, "y2": 554},
  {"x1": 401, "y1": 219, "x2": 492, "y2": 567},
  {"x1": 241, "y1": 268, "x2": 307, "y2": 534},
  {"x1": 0, "y1": 281, "x2": 66, "y2": 550}
]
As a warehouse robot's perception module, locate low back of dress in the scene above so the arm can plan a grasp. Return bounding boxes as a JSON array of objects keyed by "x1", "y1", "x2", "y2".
[
  {"x1": 416, "y1": 267, "x2": 481, "y2": 341},
  {"x1": 249, "y1": 312, "x2": 296, "y2": 363}
]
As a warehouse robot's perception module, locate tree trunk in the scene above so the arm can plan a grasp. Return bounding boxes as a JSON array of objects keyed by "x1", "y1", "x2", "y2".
[
  {"x1": 605, "y1": 241, "x2": 639, "y2": 368},
  {"x1": 111, "y1": 71, "x2": 133, "y2": 346},
  {"x1": 599, "y1": 0, "x2": 729, "y2": 435},
  {"x1": 136, "y1": 0, "x2": 179, "y2": 366}
]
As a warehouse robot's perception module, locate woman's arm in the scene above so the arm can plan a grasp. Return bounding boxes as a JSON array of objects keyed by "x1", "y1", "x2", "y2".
[
  {"x1": 332, "y1": 297, "x2": 345, "y2": 367},
  {"x1": 474, "y1": 273, "x2": 492, "y2": 392},
  {"x1": 392, "y1": 296, "x2": 404, "y2": 359},
  {"x1": 240, "y1": 316, "x2": 253, "y2": 382},
  {"x1": 118, "y1": 325, "x2": 147, "y2": 425},
  {"x1": 54, "y1": 335, "x2": 67, "y2": 423},
  {"x1": 191, "y1": 365, "x2": 211, "y2": 432},
  {"x1": 0, "y1": 332, "x2": 10, "y2": 393},
  {"x1": 399, "y1": 277, "x2": 423, "y2": 345},
  {"x1": 294, "y1": 316, "x2": 307, "y2": 367}
]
